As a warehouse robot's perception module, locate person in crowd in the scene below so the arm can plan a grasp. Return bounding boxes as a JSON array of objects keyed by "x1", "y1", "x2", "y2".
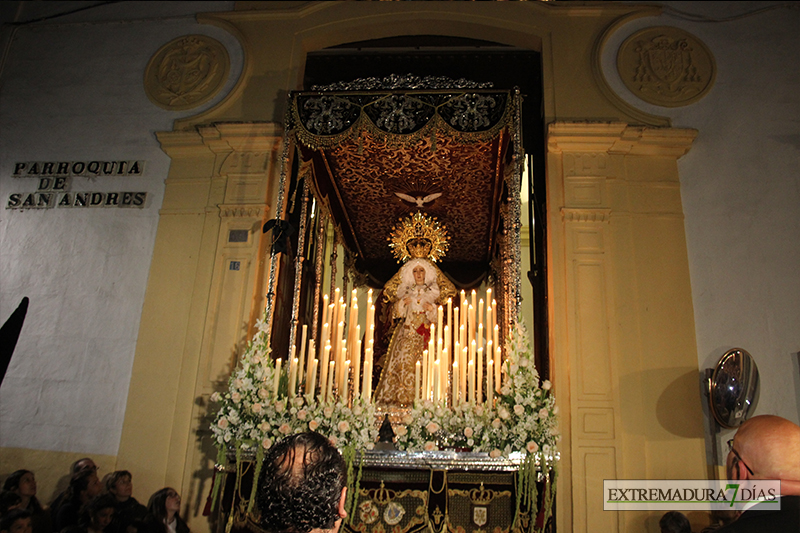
[
  {"x1": 716, "y1": 414, "x2": 800, "y2": 532},
  {"x1": 143, "y1": 489, "x2": 187, "y2": 533},
  {"x1": 0, "y1": 492, "x2": 22, "y2": 516},
  {"x1": 256, "y1": 432, "x2": 347, "y2": 533},
  {"x1": 0, "y1": 509, "x2": 32, "y2": 533},
  {"x1": 54, "y1": 472, "x2": 101, "y2": 533},
  {"x1": 659, "y1": 511, "x2": 692, "y2": 533},
  {"x1": 51, "y1": 461, "x2": 98, "y2": 518},
  {"x1": 103, "y1": 473, "x2": 144, "y2": 533},
  {"x1": 2, "y1": 471, "x2": 50, "y2": 533},
  {"x1": 60, "y1": 495, "x2": 116, "y2": 533}
]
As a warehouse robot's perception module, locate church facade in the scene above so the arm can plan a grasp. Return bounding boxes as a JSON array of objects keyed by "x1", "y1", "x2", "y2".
[{"x1": 1, "y1": 2, "x2": 798, "y2": 532}]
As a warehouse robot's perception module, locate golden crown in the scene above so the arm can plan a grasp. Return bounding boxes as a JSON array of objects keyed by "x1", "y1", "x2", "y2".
[
  {"x1": 388, "y1": 211, "x2": 449, "y2": 263},
  {"x1": 469, "y1": 483, "x2": 496, "y2": 506}
]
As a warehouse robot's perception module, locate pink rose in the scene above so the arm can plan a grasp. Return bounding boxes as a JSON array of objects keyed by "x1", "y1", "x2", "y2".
[
  {"x1": 261, "y1": 437, "x2": 273, "y2": 449},
  {"x1": 514, "y1": 405, "x2": 525, "y2": 416},
  {"x1": 424, "y1": 441, "x2": 437, "y2": 452},
  {"x1": 426, "y1": 422, "x2": 440, "y2": 434},
  {"x1": 251, "y1": 403, "x2": 263, "y2": 414},
  {"x1": 217, "y1": 417, "x2": 229, "y2": 429},
  {"x1": 308, "y1": 420, "x2": 320, "y2": 431},
  {"x1": 542, "y1": 380, "x2": 551, "y2": 391},
  {"x1": 526, "y1": 441, "x2": 539, "y2": 453},
  {"x1": 464, "y1": 427, "x2": 474, "y2": 439},
  {"x1": 279, "y1": 423, "x2": 291, "y2": 435},
  {"x1": 297, "y1": 409, "x2": 307, "y2": 420},
  {"x1": 538, "y1": 408, "x2": 549, "y2": 420},
  {"x1": 489, "y1": 449, "x2": 502, "y2": 458},
  {"x1": 338, "y1": 421, "x2": 350, "y2": 433}
]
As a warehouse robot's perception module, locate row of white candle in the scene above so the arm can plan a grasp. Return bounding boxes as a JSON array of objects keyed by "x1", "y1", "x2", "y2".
[
  {"x1": 414, "y1": 288, "x2": 503, "y2": 405},
  {"x1": 272, "y1": 286, "x2": 503, "y2": 406},
  {"x1": 274, "y1": 287, "x2": 376, "y2": 403}
]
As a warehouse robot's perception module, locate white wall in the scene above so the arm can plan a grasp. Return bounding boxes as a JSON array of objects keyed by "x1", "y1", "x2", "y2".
[
  {"x1": 602, "y1": 1, "x2": 800, "y2": 459},
  {"x1": 0, "y1": 1, "x2": 239, "y2": 455}
]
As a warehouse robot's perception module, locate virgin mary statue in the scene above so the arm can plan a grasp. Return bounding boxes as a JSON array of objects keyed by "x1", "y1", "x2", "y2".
[{"x1": 374, "y1": 212, "x2": 456, "y2": 406}]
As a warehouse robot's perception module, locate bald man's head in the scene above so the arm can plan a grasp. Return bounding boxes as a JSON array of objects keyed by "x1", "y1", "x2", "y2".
[{"x1": 731, "y1": 415, "x2": 800, "y2": 485}]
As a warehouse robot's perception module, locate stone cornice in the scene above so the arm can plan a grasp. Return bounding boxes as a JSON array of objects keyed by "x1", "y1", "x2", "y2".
[
  {"x1": 561, "y1": 208, "x2": 612, "y2": 223},
  {"x1": 218, "y1": 203, "x2": 270, "y2": 219},
  {"x1": 548, "y1": 122, "x2": 697, "y2": 158},
  {"x1": 157, "y1": 123, "x2": 284, "y2": 158}
]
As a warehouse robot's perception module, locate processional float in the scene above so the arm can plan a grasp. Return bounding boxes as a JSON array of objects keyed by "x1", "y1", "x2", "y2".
[{"x1": 209, "y1": 75, "x2": 559, "y2": 533}]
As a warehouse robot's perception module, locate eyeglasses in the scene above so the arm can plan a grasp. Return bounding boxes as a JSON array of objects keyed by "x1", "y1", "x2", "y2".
[{"x1": 727, "y1": 439, "x2": 755, "y2": 476}]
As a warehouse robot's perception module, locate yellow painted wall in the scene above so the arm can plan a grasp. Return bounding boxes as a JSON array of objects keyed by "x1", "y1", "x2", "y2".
[{"x1": 116, "y1": 3, "x2": 709, "y2": 533}]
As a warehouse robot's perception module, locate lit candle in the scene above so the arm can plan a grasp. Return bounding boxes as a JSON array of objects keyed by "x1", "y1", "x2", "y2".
[
  {"x1": 331, "y1": 289, "x2": 340, "y2": 340},
  {"x1": 495, "y1": 345, "x2": 502, "y2": 392},
  {"x1": 273, "y1": 358, "x2": 282, "y2": 397},
  {"x1": 447, "y1": 297, "x2": 453, "y2": 332},
  {"x1": 452, "y1": 359, "x2": 460, "y2": 404},
  {"x1": 298, "y1": 325, "x2": 308, "y2": 391},
  {"x1": 320, "y1": 344, "x2": 331, "y2": 401},
  {"x1": 305, "y1": 339, "x2": 316, "y2": 395},
  {"x1": 468, "y1": 304, "x2": 475, "y2": 349},
  {"x1": 288, "y1": 345, "x2": 297, "y2": 397},
  {"x1": 487, "y1": 358, "x2": 494, "y2": 405},
  {"x1": 486, "y1": 288, "x2": 492, "y2": 327},
  {"x1": 415, "y1": 360, "x2": 421, "y2": 402},
  {"x1": 309, "y1": 359, "x2": 318, "y2": 400},
  {"x1": 471, "y1": 290, "x2": 477, "y2": 331},
  {"x1": 478, "y1": 298, "x2": 484, "y2": 336},
  {"x1": 491, "y1": 300, "x2": 497, "y2": 339},
  {"x1": 353, "y1": 337, "x2": 361, "y2": 398},
  {"x1": 468, "y1": 359, "x2": 475, "y2": 405},
  {"x1": 322, "y1": 293, "x2": 330, "y2": 329},
  {"x1": 433, "y1": 359, "x2": 440, "y2": 402},
  {"x1": 461, "y1": 346, "x2": 468, "y2": 402},
  {"x1": 437, "y1": 306, "x2": 443, "y2": 347},
  {"x1": 442, "y1": 347, "x2": 449, "y2": 406},
  {"x1": 453, "y1": 307, "x2": 460, "y2": 347},
  {"x1": 422, "y1": 349, "x2": 429, "y2": 399},
  {"x1": 342, "y1": 359, "x2": 350, "y2": 402},
  {"x1": 336, "y1": 321, "x2": 345, "y2": 385},
  {"x1": 288, "y1": 356, "x2": 298, "y2": 399},
  {"x1": 477, "y1": 323, "x2": 484, "y2": 353},
  {"x1": 367, "y1": 330, "x2": 374, "y2": 387},
  {"x1": 477, "y1": 347, "x2": 483, "y2": 403},
  {"x1": 327, "y1": 360, "x2": 335, "y2": 403},
  {"x1": 338, "y1": 343, "x2": 347, "y2": 393},
  {"x1": 493, "y1": 325, "x2": 500, "y2": 362},
  {"x1": 365, "y1": 290, "x2": 374, "y2": 348},
  {"x1": 362, "y1": 347, "x2": 372, "y2": 401}
]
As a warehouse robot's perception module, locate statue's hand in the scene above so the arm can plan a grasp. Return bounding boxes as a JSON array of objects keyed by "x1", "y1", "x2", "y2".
[
  {"x1": 403, "y1": 297, "x2": 412, "y2": 305},
  {"x1": 422, "y1": 302, "x2": 434, "y2": 312}
]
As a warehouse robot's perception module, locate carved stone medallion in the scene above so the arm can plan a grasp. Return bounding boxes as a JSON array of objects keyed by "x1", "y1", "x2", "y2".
[
  {"x1": 617, "y1": 27, "x2": 715, "y2": 107},
  {"x1": 144, "y1": 35, "x2": 230, "y2": 110}
]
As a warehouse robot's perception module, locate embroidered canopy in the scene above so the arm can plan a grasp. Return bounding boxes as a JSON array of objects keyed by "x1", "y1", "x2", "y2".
[{"x1": 288, "y1": 86, "x2": 521, "y2": 287}]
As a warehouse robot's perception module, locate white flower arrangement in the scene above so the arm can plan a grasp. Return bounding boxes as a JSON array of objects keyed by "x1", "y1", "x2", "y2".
[{"x1": 210, "y1": 332, "x2": 378, "y2": 453}]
